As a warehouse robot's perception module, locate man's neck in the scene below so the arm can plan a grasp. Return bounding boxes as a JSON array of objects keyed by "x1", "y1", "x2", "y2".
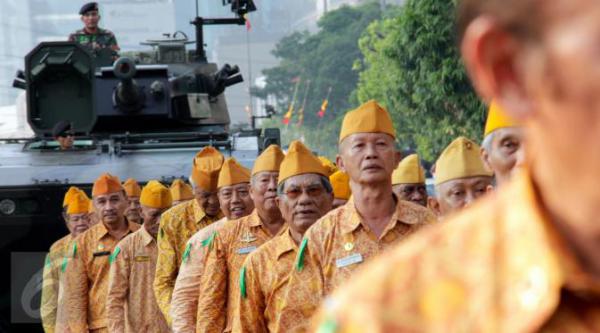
[
  {"x1": 143, "y1": 223, "x2": 157, "y2": 240},
  {"x1": 257, "y1": 208, "x2": 284, "y2": 236},
  {"x1": 351, "y1": 181, "x2": 396, "y2": 238},
  {"x1": 103, "y1": 218, "x2": 129, "y2": 239},
  {"x1": 84, "y1": 27, "x2": 98, "y2": 34}
]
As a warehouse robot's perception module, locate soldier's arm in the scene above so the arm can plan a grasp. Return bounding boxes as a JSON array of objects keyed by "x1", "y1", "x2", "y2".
[
  {"x1": 153, "y1": 215, "x2": 178, "y2": 325},
  {"x1": 195, "y1": 232, "x2": 228, "y2": 332},
  {"x1": 170, "y1": 236, "x2": 208, "y2": 332},
  {"x1": 106, "y1": 243, "x2": 130, "y2": 333},
  {"x1": 277, "y1": 233, "x2": 326, "y2": 332},
  {"x1": 40, "y1": 254, "x2": 59, "y2": 333},
  {"x1": 233, "y1": 256, "x2": 267, "y2": 333},
  {"x1": 59, "y1": 241, "x2": 89, "y2": 332},
  {"x1": 108, "y1": 32, "x2": 120, "y2": 52}
]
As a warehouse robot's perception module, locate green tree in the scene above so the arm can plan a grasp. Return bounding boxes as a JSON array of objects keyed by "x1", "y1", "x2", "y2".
[{"x1": 354, "y1": 0, "x2": 485, "y2": 161}]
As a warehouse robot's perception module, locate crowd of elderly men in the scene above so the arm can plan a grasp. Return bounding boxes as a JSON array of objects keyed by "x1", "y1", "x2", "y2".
[{"x1": 39, "y1": 0, "x2": 600, "y2": 331}]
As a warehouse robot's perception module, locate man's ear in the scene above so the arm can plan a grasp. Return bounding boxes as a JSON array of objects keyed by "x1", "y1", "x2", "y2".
[
  {"x1": 480, "y1": 146, "x2": 493, "y2": 173},
  {"x1": 427, "y1": 197, "x2": 442, "y2": 217},
  {"x1": 336, "y1": 154, "x2": 346, "y2": 173}
]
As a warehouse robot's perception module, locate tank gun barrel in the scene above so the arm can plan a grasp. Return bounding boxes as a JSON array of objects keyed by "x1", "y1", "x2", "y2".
[{"x1": 113, "y1": 57, "x2": 145, "y2": 113}]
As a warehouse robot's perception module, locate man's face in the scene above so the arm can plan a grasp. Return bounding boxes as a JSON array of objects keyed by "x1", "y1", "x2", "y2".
[
  {"x1": 332, "y1": 198, "x2": 347, "y2": 209},
  {"x1": 338, "y1": 133, "x2": 400, "y2": 185},
  {"x1": 88, "y1": 211, "x2": 100, "y2": 226},
  {"x1": 429, "y1": 176, "x2": 492, "y2": 216},
  {"x1": 81, "y1": 11, "x2": 100, "y2": 30},
  {"x1": 218, "y1": 183, "x2": 254, "y2": 220},
  {"x1": 93, "y1": 191, "x2": 128, "y2": 226},
  {"x1": 392, "y1": 183, "x2": 428, "y2": 207},
  {"x1": 250, "y1": 171, "x2": 280, "y2": 216},
  {"x1": 125, "y1": 196, "x2": 142, "y2": 223},
  {"x1": 65, "y1": 213, "x2": 90, "y2": 237},
  {"x1": 482, "y1": 127, "x2": 525, "y2": 186},
  {"x1": 141, "y1": 205, "x2": 167, "y2": 238},
  {"x1": 55, "y1": 134, "x2": 74, "y2": 150},
  {"x1": 277, "y1": 174, "x2": 333, "y2": 235},
  {"x1": 194, "y1": 187, "x2": 220, "y2": 217}
]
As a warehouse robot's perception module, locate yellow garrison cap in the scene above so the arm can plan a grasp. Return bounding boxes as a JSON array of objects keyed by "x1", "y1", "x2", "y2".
[
  {"x1": 191, "y1": 146, "x2": 225, "y2": 192},
  {"x1": 140, "y1": 180, "x2": 172, "y2": 209},
  {"x1": 392, "y1": 154, "x2": 426, "y2": 185},
  {"x1": 339, "y1": 100, "x2": 395, "y2": 143},
  {"x1": 63, "y1": 186, "x2": 83, "y2": 207},
  {"x1": 252, "y1": 144, "x2": 285, "y2": 176},
  {"x1": 170, "y1": 179, "x2": 194, "y2": 202},
  {"x1": 484, "y1": 100, "x2": 521, "y2": 137},
  {"x1": 88, "y1": 199, "x2": 95, "y2": 213},
  {"x1": 318, "y1": 156, "x2": 338, "y2": 176},
  {"x1": 218, "y1": 158, "x2": 251, "y2": 188},
  {"x1": 92, "y1": 173, "x2": 123, "y2": 196},
  {"x1": 123, "y1": 178, "x2": 141, "y2": 197},
  {"x1": 67, "y1": 192, "x2": 91, "y2": 214},
  {"x1": 329, "y1": 170, "x2": 351, "y2": 200},
  {"x1": 278, "y1": 140, "x2": 328, "y2": 185},
  {"x1": 435, "y1": 137, "x2": 493, "y2": 185}
]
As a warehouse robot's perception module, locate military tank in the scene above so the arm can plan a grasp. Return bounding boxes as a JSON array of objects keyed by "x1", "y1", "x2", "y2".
[{"x1": 0, "y1": 1, "x2": 276, "y2": 331}]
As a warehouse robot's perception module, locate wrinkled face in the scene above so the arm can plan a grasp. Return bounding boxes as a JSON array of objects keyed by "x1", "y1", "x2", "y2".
[
  {"x1": 93, "y1": 191, "x2": 128, "y2": 226},
  {"x1": 194, "y1": 187, "x2": 220, "y2": 217},
  {"x1": 278, "y1": 174, "x2": 333, "y2": 235},
  {"x1": 392, "y1": 183, "x2": 428, "y2": 207},
  {"x1": 66, "y1": 213, "x2": 90, "y2": 237},
  {"x1": 431, "y1": 176, "x2": 492, "y2": 216},
  {"x1": 81, "y1": 10, "x2": 100, "y2": 30},
  {"x1": 338, "y1": 133, "x2": 400, "y2": 185},
  {"x1": 141, "y1": 205, "x2": 167, "y2": 238},
  {"x1": 218, "y1": 183, "x2": 254, "y2": 220},
  {"x1": 332, "y1": 198, "x2": 347, "y2": 209},
  {"x1": 482, "y1": 127, "x2": 525, "y2": 186},
  {"x1": 55, "y1": 134, "x2": 74, "y2": 150},
  {"x1": 250, "y1": 171, "x2": 280, "y2": 215},
  {"x1": 125, "y1": 196, "x2": 142, "y2": 223}
]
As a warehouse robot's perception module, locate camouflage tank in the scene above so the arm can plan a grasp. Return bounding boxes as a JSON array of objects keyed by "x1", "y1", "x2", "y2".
[{"x1": 0, "y1": 1, "x2": 276, "y2": 331}]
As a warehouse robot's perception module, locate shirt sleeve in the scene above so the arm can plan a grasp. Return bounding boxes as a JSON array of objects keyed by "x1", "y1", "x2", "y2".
[
  {"x1": 108, "y1": 32, "x2": 120, "y2": 51},
  {"x1": 106, "y1": 243, "x2": 130, "y2": 333},
  {"x1": 277, "y1": 234, "x2": 325, "y2": 332},
  {"x1": 233, "y1": 256, "x2": 267, "y2": 333},
  {"x1": 59, "y1": 240, "x2": 89, "y2": 332},
  {"x1": 170, "y1": 237, "x2": 207, "y2": 333},
  {"x1": 40, "y1": 254, "x2": 58, "y2": 333},
  {"x1": 195, "y1": 232, "x2": 228, "y2": 332},
  {"x1": 154, "y1": 214, "x2": 179, "y2": 326}
]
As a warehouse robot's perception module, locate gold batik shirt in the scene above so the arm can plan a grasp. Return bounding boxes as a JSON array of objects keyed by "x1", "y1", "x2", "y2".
[
  {"x1": 106, "y1": 226, "x2": 169, "y2": 333},
  {"x1": 278, "y1": 197, "x2": 435, "y2": 332},
  {"x1": 154, "y1": 199, "x2": 221, "y2": 325},
  {"x1": 233, "y1": 228, "x2": 298, "y2": 333},
  {"x1": 57, "y1": 221, "x2": 139, "y2": 332},
  {"x1": 41, "y1": 234, "x2": 73, "y2": 333},
  {"x1": 314, "y1": 171, "x2": 600, "y2": 333},
  {"x1": 195, "y1": 210, "x2": 286, "y2": 333},
  {"x1": 171, "y1": 217, "x2": 228, "y2": 333}
]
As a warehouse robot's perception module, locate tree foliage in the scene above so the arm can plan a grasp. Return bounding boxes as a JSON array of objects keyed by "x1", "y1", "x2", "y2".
[{"x1": 355, "y1": 0, "x2": 484, "y2": 161}]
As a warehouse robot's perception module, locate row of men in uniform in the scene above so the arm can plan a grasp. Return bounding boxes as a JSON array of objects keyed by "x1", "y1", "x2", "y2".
[{"x1": 39, "y1": 95, "x2": 522, "y2": 333}]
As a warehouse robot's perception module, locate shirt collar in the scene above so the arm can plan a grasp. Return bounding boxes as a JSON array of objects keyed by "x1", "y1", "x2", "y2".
[
  {"x1": 96, "y1": 219, "x2": 138, "y2": 241},
  {"x1": 140, "y1": 225, "x2": 155, "y2": 246},
  {"x1": 192, "y1": 199, "x2": 207, "y2": 224},
  {"x1": 274, "y1": 228, "x2": 298, "y2": 260},
  {"x1": 248, "y1": 209, "x2": 262, "y2": 227}
]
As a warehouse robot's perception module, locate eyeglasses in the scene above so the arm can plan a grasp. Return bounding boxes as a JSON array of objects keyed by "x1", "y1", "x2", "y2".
[
  {"x1": 219, "y1": 188, "x2": 250, "y2": 200},
  {"x1": 283, "y1": 185, "x2": 325, "y2": 200},
  {"x1": 59, "y1": 132, "x2": 74, "y2": 138}
]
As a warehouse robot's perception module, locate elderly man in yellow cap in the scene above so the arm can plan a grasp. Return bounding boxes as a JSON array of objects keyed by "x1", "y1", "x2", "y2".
[
  {"x1": 277, "y1": 100, "x2": 436, "y2": 332},
  {"x1": 234, "y1": 140, "x2": 334, "y2": 333},
  {"x1": 391, "y1": 154, "x2": 428, "y2": 207},
  {"x1": 170, "y1": 157, "x2": 254, "y2": 332},
  {"x1": 313, "y1": 0, "x2": 600, "y2": 330},
  {"x1": 107, "y1": 180, "x2": 172, "y2": 333},
  {"x1": 195, "y1": 144, "x2": 285, "y2": 332},
  {"x1": 57, "y1": 173, "x2": 139, "y2": 332},
  {"x1": 154, "y1": 146, "x2": 224, "y2": 325},
  {"x1": 481, "y1": 101, "x2": 525, "y2": 187},
  {"x1": 329, "y1": 170, "x2": 351, "y2": 209},
  {"x1": 170, "y1": 179, "x2": 194, "y2": 207},
  {"x1": 427, "y1": 137, "x2": 493, "y2": 217},
  {"x1": 123, "y1": 178, "x2": 143, "y2": 224},
  {"x1": 41, "y1": 188, "x2": 91, "y2": 333}
]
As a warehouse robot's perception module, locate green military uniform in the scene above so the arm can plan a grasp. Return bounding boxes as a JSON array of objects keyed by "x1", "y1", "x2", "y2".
[{"x1": 68, "y1": 28, "x2": 119, "y2": 54}]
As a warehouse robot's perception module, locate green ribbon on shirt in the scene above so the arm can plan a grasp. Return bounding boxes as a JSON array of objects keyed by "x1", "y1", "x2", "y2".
[
  {"x1": 240, "y1": 266, "x2": 247, "y2": 299},
  {"x1": 201, "y1": 231, "x2": 217, "y2": 250},
  {"x1": 296, "y1": 237, "x2": 308, "y2": 271},
  {"x1": 109, "y1": 246, "x2": 121, "y2": 264},
  {"x1": 182, "y1": 242, "x2": 192, "y2": 263}
]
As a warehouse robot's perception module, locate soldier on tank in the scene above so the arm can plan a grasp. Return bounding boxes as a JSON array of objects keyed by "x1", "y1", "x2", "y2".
[{"x1": 68, "y1": 2, "x2": 120, "y2": 60}]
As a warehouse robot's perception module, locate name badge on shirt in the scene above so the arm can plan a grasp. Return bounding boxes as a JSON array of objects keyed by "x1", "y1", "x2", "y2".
[
  {"x1": 237, "y1": 246, "x2": 257, "y2": 255},
  {"x1": 335, "y1": 253, "x2": 363, "y2": 268},
  {"x1": 93, "y1": 251, "x2": 111, "y2": 257},
  {"x1": 134, "y1": 255, "x2": 150, "y2": 262}
]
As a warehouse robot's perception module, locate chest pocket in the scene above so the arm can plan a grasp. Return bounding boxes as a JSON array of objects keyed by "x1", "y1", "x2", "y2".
[{"x1": 134, "y1": 254, "x2": 151, "y2": 263}]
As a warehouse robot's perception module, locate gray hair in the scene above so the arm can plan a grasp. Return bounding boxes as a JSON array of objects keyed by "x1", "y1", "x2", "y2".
[
  {"x1": 277, "y1": 175, "x2": 333, "y2": 196},
  {"x1": 481, "y1": 131, "x2": 495, "y2": 153}
]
